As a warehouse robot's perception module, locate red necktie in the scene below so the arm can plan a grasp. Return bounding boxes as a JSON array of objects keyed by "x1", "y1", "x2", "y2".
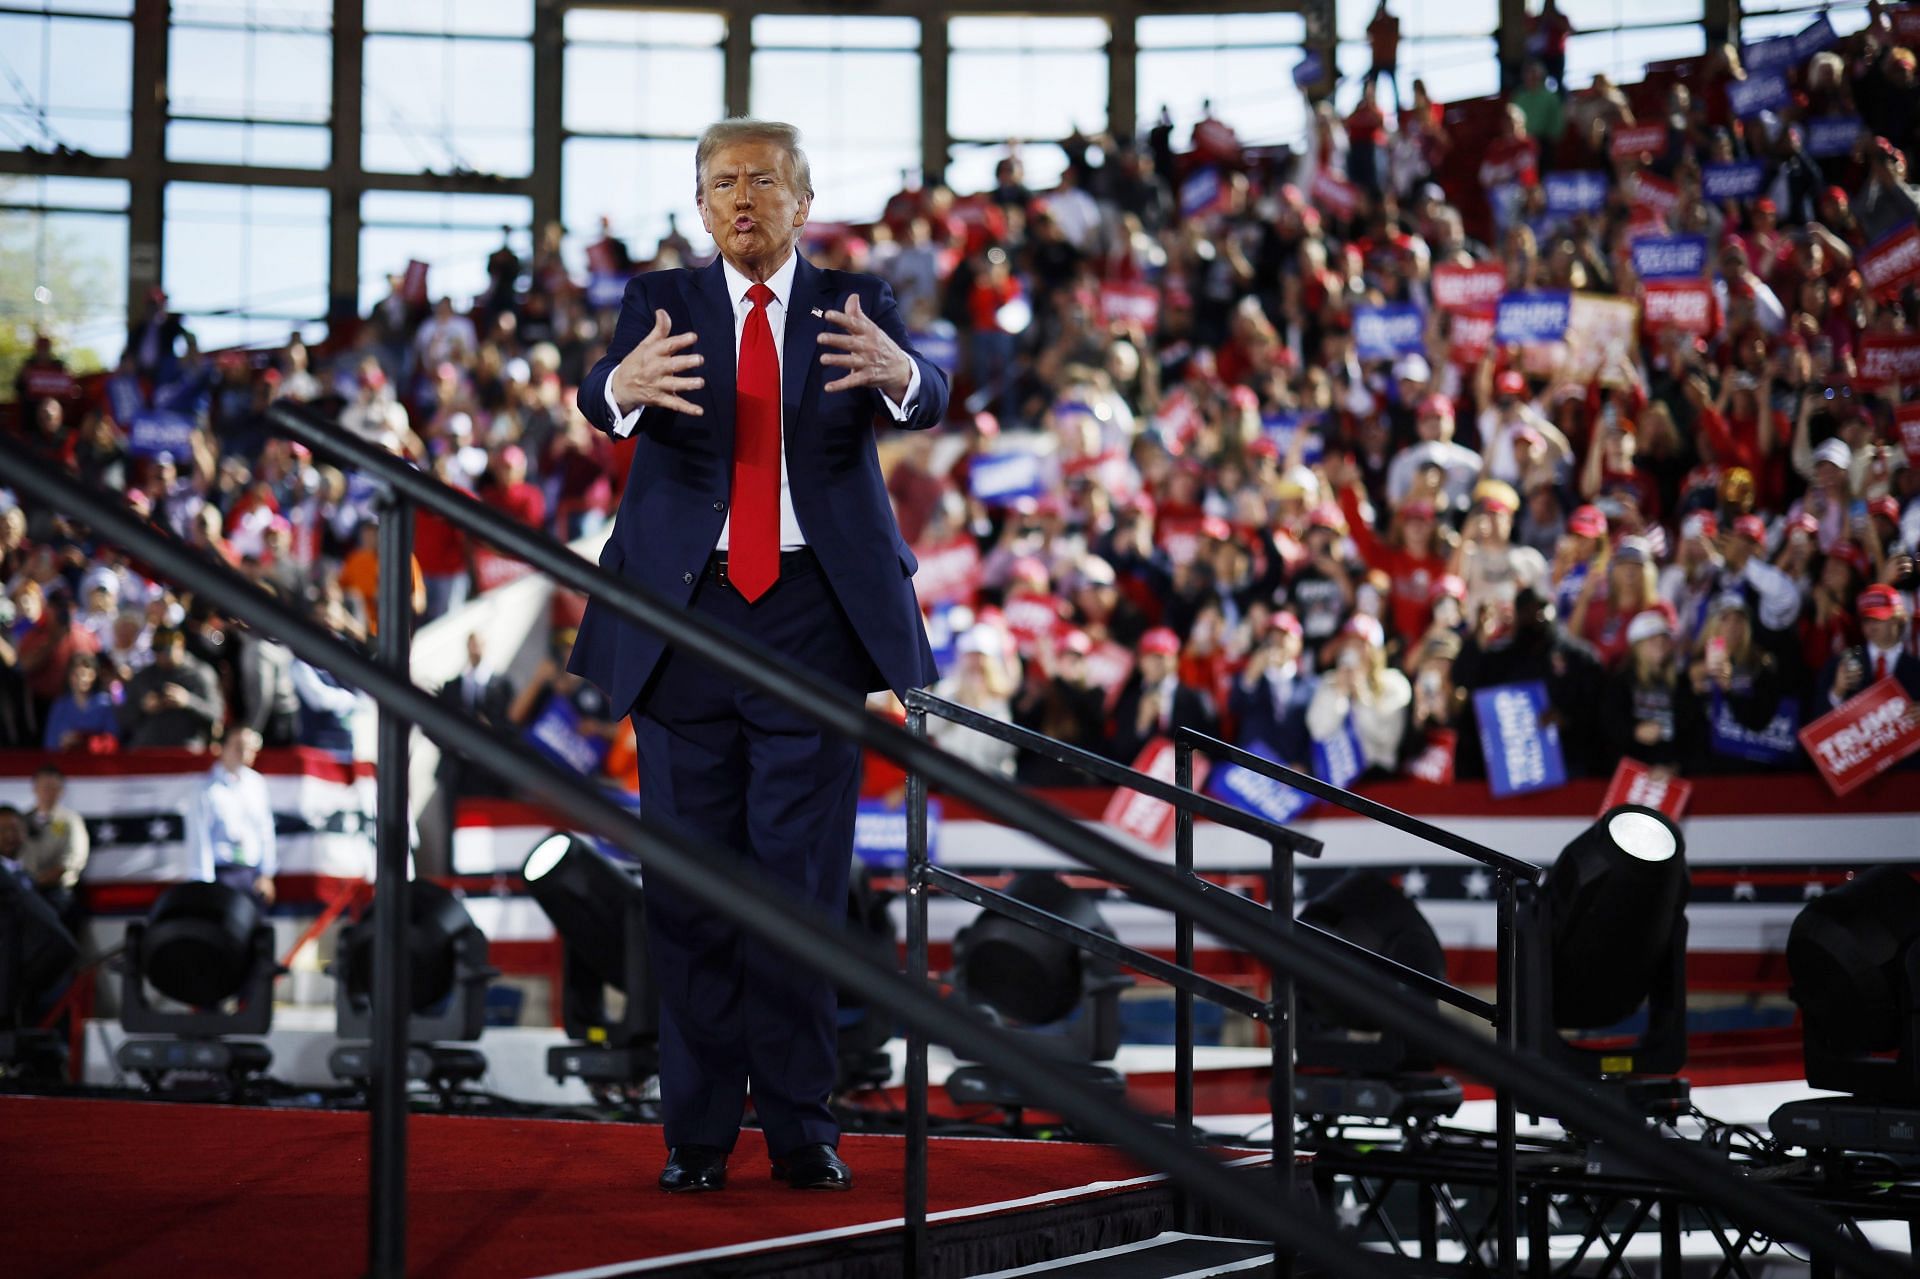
[
  {"x1": 1876, "y1": 652, "x2": 1888, "y2": 683},
  {"x1": 731, "y1": 282, "x2": 780, "y2": 602}
]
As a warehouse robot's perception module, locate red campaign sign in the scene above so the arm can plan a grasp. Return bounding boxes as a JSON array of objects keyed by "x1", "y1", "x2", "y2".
[
  {"x1": 1101, "y1": 737, "x2": 1211, "y2": 850},
  {"x1": 1610, "y1": 124, "x2": 1669, "y2": 161},
  {"x1": 1599, "y1": 758, "x2": 1694, "y2": 819},
  {"x1": 1856, "y1": 333, "x2": 1920, "y2": 387},
  {"x1": 1432, "y1": 263, "x2": 1506, "y2": 315},
  {"x1": 1861, "y1": 223, "x2": 1920, "y2": 299},
  {"x1": 474, "y1": 547, "x2": 534, "y2": 593},
  {"x1": 1405, "y1": 729, "x2": 1457, "y2": 785},
  {"x1": 1310, "y1": 167, "x2": 1362, "y2": 221},
  {"x1": 1156, "y1": 515, "x2": 1207, "y2": 568},
  {"x1": 911, "y1": 536, "x2": 983, "y2": 608},
  {"x1": 21, "y1": 367, "x2": 75, "y2": 398},
  {"x1": 1002, "y1": 591, "x2": 1066, "y2": 654},
  {"x1": 1898, "y1": 403, "x2": 1920, "y2": 468},
  {"x1": 401, "y1": 259, "x2": 430, "y2": 306},
  {"x1": 1641, "y1": 279, "x2": 1714, "y2": 335},
  {"x1": 1448, "y1": 309, "x2": 1497, "y2": 366},
  {"x1": 1100, "y1": 282, "x2": 1161, "y2": 334},
  {"x1": 1083, "y1": 640, "x2": 1137, "y2": 711},
  {"x1": 1628, "y1": 172, "x2": 1679, "y2": 219},
  {"x1": 1799, "y1": 676, "x2": 1920, "y2": 797}
]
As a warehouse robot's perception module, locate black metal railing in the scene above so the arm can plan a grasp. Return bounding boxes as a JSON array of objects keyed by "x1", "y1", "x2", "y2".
[{"x1": 215, "y1": 402, "x2": 1902, "y2": 1279}]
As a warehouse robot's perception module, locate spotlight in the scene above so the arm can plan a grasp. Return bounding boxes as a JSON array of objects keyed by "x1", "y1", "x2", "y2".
[
  {"x1": 118, "y1": 881, "x2": 281, "y2": 1090},
  {"x1": 837, "y1": 860, "x2": 898, "y2": 1094},
  {"x1": 1294, "y1": 871, "x2": 1462, "y2": 1125},
  {"x1": 329, "y1": 882, "x2": 495, "y2": 1096},
  {"x1": 1518, "y1": 805, "x2": 1690, "y2": 1085},
  {"x1": 1784, "y1": 867, "x2": 1920, "y2": 1106},
  {"x1": 945, "y1": 873, "x2": 1133, "y2": 1116},
  {"x1": 0, "y1": 871, "x2": 79, "y2": 1079},
  {"x1": 522, "y1": 832, "x2": 657, "y2": 1092}
]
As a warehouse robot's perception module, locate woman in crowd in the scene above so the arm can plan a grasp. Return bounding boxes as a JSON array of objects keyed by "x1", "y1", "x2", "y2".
[
  {"x1": 1307, "y1": 614, "x2": 1411, "y2": 779},
  {"x1": 43, "y1": 652, "x2": 120, "y2": 753},
  {"x1": 1599, "y1": 610, "x2": 1699, "y2": 768}
]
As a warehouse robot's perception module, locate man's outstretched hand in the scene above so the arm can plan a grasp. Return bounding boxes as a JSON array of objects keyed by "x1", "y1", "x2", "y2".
[
  {"x1": 819, "y1": 293, "x2": 913, "y2": 401},
  {"x1": 611, "y1": 310, "x2": 706, "y2": 417}
]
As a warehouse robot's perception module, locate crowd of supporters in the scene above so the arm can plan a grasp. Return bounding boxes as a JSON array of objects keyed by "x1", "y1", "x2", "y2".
[{"x1": 5, "y1": 8, "x2": 1920, "y2": 797}]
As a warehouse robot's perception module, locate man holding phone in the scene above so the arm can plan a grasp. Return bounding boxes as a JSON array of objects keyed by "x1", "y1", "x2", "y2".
[{"x1": 1821, "y1": 586, "x2": 1920, "y2": 715}]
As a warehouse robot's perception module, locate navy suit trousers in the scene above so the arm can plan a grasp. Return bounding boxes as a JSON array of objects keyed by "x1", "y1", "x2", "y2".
[{"x1": 632, "y1": 552, "x2": 867, "y2": 1156}]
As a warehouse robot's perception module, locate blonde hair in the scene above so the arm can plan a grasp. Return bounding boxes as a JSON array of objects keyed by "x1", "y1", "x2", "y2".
[{"x1": 695, "y1": 118, "x2": 814, "y2": 199}]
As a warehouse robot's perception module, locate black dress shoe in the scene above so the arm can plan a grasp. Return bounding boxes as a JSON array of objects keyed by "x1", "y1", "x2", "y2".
[
  {"x1": 659, "y1": 1145, "x2": 729, "y2": 1193},
  {"x1": 771, "y1": 1143, "x2": 853, "y2": 1191}
]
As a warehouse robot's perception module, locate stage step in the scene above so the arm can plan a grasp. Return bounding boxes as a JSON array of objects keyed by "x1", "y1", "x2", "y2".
[{"x1": 973, "y1": 1231, "x2": 1274, "y2": 1278}]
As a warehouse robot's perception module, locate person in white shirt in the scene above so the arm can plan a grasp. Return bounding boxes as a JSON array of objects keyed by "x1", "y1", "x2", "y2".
[{"x1": 187, "y1": 728, "x2": 277, "y2": 905}]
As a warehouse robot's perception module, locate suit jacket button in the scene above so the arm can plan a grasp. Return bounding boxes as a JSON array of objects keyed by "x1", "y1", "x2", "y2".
[
  {"x1": 682, "y1": 572, "x2": 694, "y2": 584},
  {"x1": 713, "y1": 500, "x2": 726, "y2": 512}
]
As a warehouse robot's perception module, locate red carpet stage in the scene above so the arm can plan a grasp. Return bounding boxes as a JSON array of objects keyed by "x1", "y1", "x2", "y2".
[{"x1": 1, "y1": 1097, "x2": 1264, "y2": 1278}]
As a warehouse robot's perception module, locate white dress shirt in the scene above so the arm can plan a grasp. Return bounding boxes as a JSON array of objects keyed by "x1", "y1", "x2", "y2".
[
  {"x1": 605, "y1": 251, "x2": 921, "y2": 552},
  {"x1": 189, "y1": 762, "x2": 278, "y2": 881}
]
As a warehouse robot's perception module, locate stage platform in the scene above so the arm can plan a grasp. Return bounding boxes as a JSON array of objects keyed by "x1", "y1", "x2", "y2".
[{"x1": 0, "y1": 1096, "x2": 1274, "y2": 1279}]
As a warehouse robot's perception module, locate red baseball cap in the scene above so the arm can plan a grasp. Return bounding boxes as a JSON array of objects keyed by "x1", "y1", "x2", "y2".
[
  {"x1": 1140, "y1": 626, "x2": 1181, "y2": 656},
  {"x1": 1343, "y1": 614, "x2": 1385, "y2": 648},
  {"x1": 1870, "y1": 495, "x2": 1901, "y2": 523},
  {"x1": 1307, "y1": 504, "x2": 1347, "y2": 532},
  {"x1": 1787, "y1": 511, "x2": 1820, "y2": 537},
  {"x1": 1059, "y1": 628, "x2": 1094, "y2": 656},
  {"x1": 1430, "y1": 573, "x2": 1468, "y2": 603},
  {"x1": 1568, "y1": 505, "x2": 1609, "y2": 539},
  {"x1": 1269, "y1": 611, "x2": 1304, "y2": 637},
  {"x1": 1857, "y1": 584, "x2": 1906, "y2": 620},
  {"x1": 1419, "y1": 393, "x2": 1454, "y2": 419},
  {"x1": 1733, "y1": 514, "x2": 1768, "y2": 542},
  {"x1": 1495, "y1": 370, "x2": 1527, "y2": 397}
]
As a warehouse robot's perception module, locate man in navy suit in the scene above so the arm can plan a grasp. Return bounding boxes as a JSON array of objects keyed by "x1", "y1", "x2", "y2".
[
  {"x1": 1228, "y1": 612, "x2": 1317, "y2": 769},
  {"x1": 571, "y1": 119, "x2": 947, "y2": 1194}
]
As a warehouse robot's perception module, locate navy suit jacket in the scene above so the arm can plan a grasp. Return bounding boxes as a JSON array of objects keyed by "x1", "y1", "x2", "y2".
[
  {"x1": 1228, "y1": 672, "x2": 1316, "y2": 770},
  {"x1": 570, "y1": 254, "x2": 947, "y2": 719}
]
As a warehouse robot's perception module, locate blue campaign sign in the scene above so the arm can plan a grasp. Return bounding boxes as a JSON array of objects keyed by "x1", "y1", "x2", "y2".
[
  {"x1": 1180, "y1": 167, "x2": 1223, "y2": 219},
  {"x1": 925, "y1": 602, "x2": 966, "y2": 675},
  {"x1": 1741, "y1": 34, "x2": 1798, "y2": 73},
  {"x1": 1472, "y1": 680, "x2": 1568, "y2": 798},
  {"x1": 1708, "y1": 694, "x2": 1801, "y2": 765},
  {"x1": 1261, "y1": 411, "x2": 1326, "y2": 463},
  {"x1": 1293, "y1": 51, "x2": 1324, "y2": 87},
  {"x1": 524, "y1": 696, "x2": 610, "y2": 777},
  {"x1": 1311, "y1": 716, "x2": 1366, "y2": 791},
  {"x1": 1702, "y1": 161, "x2": 1768, "y2": 202},
  {"x1": 586, "y1": 271, "x2": 631, "y2": 310},
  {"x1": 1806, "y1": 116, "x2": 1863, "y2": 159},
  {"x1": 969, "y1": 447, "x2": 1048, "y2": 504},
  {"x1": 126, "y1": 410, "x2": 197, "y2": 459},
  {"x1": 1351, "y1": 303, "x2": 1427, "y2": 361},
  {"x1": 107, "y1": 374, "x2": 145, "y2": 427},
  {"x1": 1208, "y1": 739, "x2": 1315, "y2": 825},
  {"x1": 1631, "y1": 234, "x2": 1708, "y2": 280},
  {"x1": 1728, "y1": 70, "x2": 1791, "y2": 119},
  {"x1": 910, "y1": 328, "x2": 959, "y2": 375},
  {"x1": 1793, "y1": 13, "x2": 1837, "y2": 61},
  {"x1": 1544, "y1": 171, "x2": 1609, "y2": 215},
  {"x1": 1494, "y1": 291, "x2": 1571, "y2": 345},
  {"x1": 853, "y1": 798, "x2": 941, "y2": 868}
]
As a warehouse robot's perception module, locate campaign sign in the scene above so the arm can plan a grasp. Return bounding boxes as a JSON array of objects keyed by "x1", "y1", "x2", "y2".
[
  {"x1": 1728, "y1": 70, "x2": 1791, "y2": 119},
  {"x1": 126, "y1": 410, "x2": 196, "y2": 459},
  {"x1": 1494, "y1": 291, "x2": 1571, "y2": 346},
  {"x1": 1180, "y1": 167, "x2": 1225, "y2": 220},
  {"x1": 1293, "y1": 51, "x2": 1324, "y2": 87},
  {"x1": 1794, "y1": 13, "x2": 1838, "y2": 60},
  {"x1": 912, "y1": 535, "x2": 983, "y2": 608},
  {"x1": 1642, "y1": 280, "x2": 1715, "y2": 335},
  {"x1": 969, "y1": 448, "x2": 1048, "y2": 504},
  {"x1": 1447, "y1": 309, "x2": 1497, "y2": 366},
  {"x1": 1544, "y1": 171, "x2": 1609, "y2": 216},
  {"x1": 1102, "y1": 737, "x2": 1211, "y2": 849},
  {"x1": 1609, "y1": 124, "x2": 1668, "y2": 161},
  {"x1": 1002, "y1": 592, "x2": 1066, "y2": 653},
  {"x1": 925, "y1": 603, "x2": 962, "y2": 674},
  {"x1": 1564, "y1": 293, "x2": 1641, "y2": 383},
  {"x1": 107, "y1": 374, "x2": 145, "y2": 428},
  {"x1": 1701, "y1": 161, "x2": 1768, "y2": 202},
  {"x1": 1709, "y1": 693, "x2": 1801, "y2": 765},
  {"x1": 1209, "y1": 739, "x2": 1313, "y2": 825},
  {"x1": 853, "y1": 798, "x2": 940, "y2": 868},
  {"x1": 1806, "y1": 116, "x2": 1863, "y2": 159},
  {"x1": 1632, "y1": 234, "x2": 1708, "y2": 280},
  {"x1": 1628, "y1": 171, "x2": 1680, "y2": 219},
  {"x1": 1083, "y1": 640, "x2": 1135, "y2": 708},
  {"x1": 910, "y1": 328, "x2": 959, "y2": 375},
  {"x1": 1309, "y1": 167, "x2": 1361, "y2": 221},
  {"x1": 1404, "y1": 729, "x2": 1456, "y2": 785},
  {"x1": 1312, "y1": 716, "x2": 1366, "y2": 791},
  {"x1": 1431, "y1": 263, "x2": 1506, "y2": 314},
  {"x1": 1261, "y1": 410, "x2": 1326, "y2": 463},
  {"x1": 21, "y1": 366, "x2": 74, "y2": 399},
  {"x1": 474, "y1": 546, "x2": 535, "y2": 593},
  {"x1": 1472, "y1": 680, "x2": 1568, "y2": 798},
  {"x1": 1741, "y1": 33, "x2": 1798, "y2": 72},
  {"x1": 1898, "y1": 402, "x2": 1920, "y2": 468},
  {"x1": 525, "y1": 697, "x2": 609, "y2": 777},
  {"x1": 1352, "y1": 303, "x2": 1427, "y2": 360},
  {"x1": 1861, "y1": 222, "x2": 1920, "y2": 299},
  {"x1": 1600, "y1": 758, "x2": 1694, "y2": 819},
  {"x1": 1799, "y1": 677, "x2": 1920, "y2": 796},
  {"x1": 1100, "y1": 282, "x2": 1161, "y2": 334},
  {"x1": 401, "y1": 259, "x2": 429, "y2": 306},
  {"x1": 1856, "y1": 332, "x2": 1920, "y2": 387},
  {"x1": 586, "y1": 272, "x2": 630, "y2": 310}
]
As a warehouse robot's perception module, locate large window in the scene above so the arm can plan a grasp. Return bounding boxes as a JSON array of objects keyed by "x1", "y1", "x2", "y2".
[
  {"x1": 0, "y1": 4, "x2": 134, "y2": 157},
  {"x1": 359, "y1": 190, "x2": 532, "y2": 315},
  {"x1": 363, "y1": 0, "x2": 533, "y2": 177},
  {"x1": 1329, "y1": 0, "x2": 1502, "y2": 120},
  {"x1": 1559, "y1": 0, "x2": 1704, "y2": 90},
  {"x1": 0, "y1": 175, "x2": 129, "y2": 386},
  {"x1": 168, "y1": 1, "x2": 333, "y2": 168},
  {"x1": 948, "y1": 16, "x2": 1109, "y2": 195},
  {"x1": 162, "y1": 182, "x2": 329, "y2": 350},
  {"x1": 751, "y1": 16, "x2": 920, "y2": 223},
  {"x1": 560, "y1": 9, "x2": 723, "y2": 268},
  {"x1": 1138, "y1": 14, "x2": 1306, "y2": 151}
]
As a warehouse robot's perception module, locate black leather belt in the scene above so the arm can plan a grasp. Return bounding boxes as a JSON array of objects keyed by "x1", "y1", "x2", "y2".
[{"x1": 704, "y1": 547, "x2": 817, "y2": 583}]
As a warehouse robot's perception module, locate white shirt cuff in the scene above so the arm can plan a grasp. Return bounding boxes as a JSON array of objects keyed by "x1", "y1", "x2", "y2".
[
  {"x1": 878, "y1": 360, "x2": 921, "y2": 421},
  {"x1": 606, "y1": 379, "x2": 643, "y2": 438}
]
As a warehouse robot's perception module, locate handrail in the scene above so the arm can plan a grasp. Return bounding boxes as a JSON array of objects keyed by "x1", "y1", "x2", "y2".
[
  {"x1": 1178, "y1": 729, "x2": 1544, "y2": 882},
  {"x1": 903, "y1": 689, "x2": 1323, "y2": 856},
  {"x1": 4, "y1": 445, "x2": 1395, "y2": 1278},
  {"x1": 249, "y1": 405, "x2": 1900, "y2": 1279}
]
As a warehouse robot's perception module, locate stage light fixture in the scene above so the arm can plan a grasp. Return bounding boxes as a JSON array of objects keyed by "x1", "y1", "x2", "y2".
[
  {"x1": 330, "y1": 881, "x2": 495, "y2": 1095},
  {"x1": 522, "y1": 832, "x2": 658, "y2": 1091},
  {"x1": 118, "y1": 881, "x2": 280, "y2": 1090},
  {"x1": 945, "y1": 873, "x2": 1133, "y2": 1115},
  {"x1": 0, "y1": 871, "x2": 79, "y2": 1079},
  {"x1": 1517, "y1": 805, "x2": 1690, "y2": 1082},
  {"x1": 1785, "y1": 866, "x2": 1920, "y2": 1104}
]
